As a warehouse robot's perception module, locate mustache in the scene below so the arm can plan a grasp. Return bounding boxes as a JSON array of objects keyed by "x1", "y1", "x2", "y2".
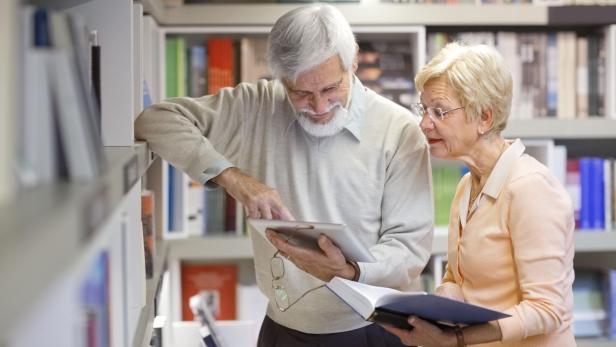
[{"x1": 299, "y1": 102, "x2": 343, "y2": 116}]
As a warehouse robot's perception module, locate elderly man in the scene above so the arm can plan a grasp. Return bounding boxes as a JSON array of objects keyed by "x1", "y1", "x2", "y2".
[{"x1": 135, "y1": 4, "x2": 433, "y2": 346}]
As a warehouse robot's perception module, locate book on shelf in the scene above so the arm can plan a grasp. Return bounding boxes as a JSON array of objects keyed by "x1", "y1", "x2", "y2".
[
  {"x1": 141, "y1": 189, "x2": 156, "y2": 279},
  {"x1": 181, "y1": 263, "x2": 238, "y2": 321},
  {"x1": 19, "y1": 7, "x2": 105, "y2": 183},
  {"x1": 240, "y1": 36, "x2": 271, "y2": 83},
  {"x1": 427, "y1": 29, "x2": 616, "y2": 119},
  {"x1": 606, "y1": 269, "x2": 616, "y2": 339},
  {"x1": 357, "y1": 39, "x2": 415, "y2": 109},
  {"x1": 432, "y1": 165, "x2": 462, "y2": 226},
  {"x1": 189, "y1": 292, "x2": 227, "y2": 347},
  {"x1": 326, "y1": 277, "x2": 509, "y2": 329},
  {"x1": 17, "y1": 6, "x2": 105, "y2": 186},
  {"x1": 79, "y1": 250, "x2": 111, "y2": 347},
  {"x1": 572, "y1": 269, "x2": 608, "y2": 337},
  {"x1": 207, "y1": 38, "x2": 234, "y2": 94}
]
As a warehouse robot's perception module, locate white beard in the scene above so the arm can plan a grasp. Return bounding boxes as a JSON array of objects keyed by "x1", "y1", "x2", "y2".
[{"x1": 297, "y1": 103, "x2": 352, "y2": 138}]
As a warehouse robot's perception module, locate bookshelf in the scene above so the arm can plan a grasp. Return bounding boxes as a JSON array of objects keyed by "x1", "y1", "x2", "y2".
[
  {"x1": 162, "y1": 4, "x2": 548, "y2": 26},
  {"x1": 432, "y1": 227, "x2": 616, "y2": 255},
  {"x1": 503, "y1": 119, "x2": 616, "y2": 139},
  {"x1": 0, "y1": 0, "x2": 18, "y2": 205},
  {"x1": 1, "y1": 0, "x2": 167, "y2": 346},
  {"x1": 151, "y1": 3, "x2": 616, "y2": 346},
  {"x1": 0, "y1": 142, "x2": 152, "y2": 338}
]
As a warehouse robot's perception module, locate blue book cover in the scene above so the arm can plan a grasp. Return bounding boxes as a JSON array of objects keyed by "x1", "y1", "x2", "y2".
[
  {"x1": 168, "y1": 164, "x2": 175, "y2": 231},
  {"x1": 590, "y1": 158, "x2": 605, "y2": 229},
  {"x1": 327, "y1": 277, "x2": 509, "y2": 329},
  {"x1": 579, "y1": 158, "x2": 592, "y2": 229},
  {"x1": 80, "y1": 251, "x2": 110, "y2": 347}
]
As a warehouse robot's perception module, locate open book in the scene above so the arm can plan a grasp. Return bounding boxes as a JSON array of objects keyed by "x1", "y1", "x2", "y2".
[{"x1": 326, "y1": 277, "x2": 510, "y2": 329}]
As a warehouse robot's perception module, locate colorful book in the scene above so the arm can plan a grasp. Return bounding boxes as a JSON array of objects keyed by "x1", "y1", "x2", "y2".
[{"x1": 181, "y1": 263, "x2": 238, "y2": 321}]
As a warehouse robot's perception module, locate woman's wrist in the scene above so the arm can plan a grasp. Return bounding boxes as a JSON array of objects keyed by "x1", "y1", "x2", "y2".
[{"x1": 453, "y1": 326, "x2": 465, "y2": 347}]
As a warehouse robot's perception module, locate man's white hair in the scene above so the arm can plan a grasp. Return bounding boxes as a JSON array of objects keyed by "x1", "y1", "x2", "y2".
[{"x1": 267, "y1": 3, "x2": 357, "y2": 82}]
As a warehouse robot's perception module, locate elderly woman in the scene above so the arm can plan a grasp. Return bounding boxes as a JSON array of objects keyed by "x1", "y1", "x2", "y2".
[{"x1": 384, "y1": 42, "x2": 575, "y2": 346}]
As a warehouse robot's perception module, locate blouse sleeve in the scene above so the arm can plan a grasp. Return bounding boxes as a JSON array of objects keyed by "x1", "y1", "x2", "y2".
[{"x1": 498, "y1": 171, "x2": 575, "y2": 342}]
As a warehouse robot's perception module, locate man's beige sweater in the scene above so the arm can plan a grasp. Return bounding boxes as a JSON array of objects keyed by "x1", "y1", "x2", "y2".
[{"x1": 135, "y1": 77, "x2": 434, "y2": 333}]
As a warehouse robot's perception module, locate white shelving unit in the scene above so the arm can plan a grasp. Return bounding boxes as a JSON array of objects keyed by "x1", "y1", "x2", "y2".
[
  {"x1": 0, "y1": 0, "x2": 17, "y2": 205},
  {"x1": 167, "y1": 236, "x2": 253, "y2": 260},
  {"x1": 1, "y1": 0, "x2": 168, "y2": 345},
  {"x1": 153, "y1": 3, "x2": 616, "y2": 346},
  {"x1": 162, "y1": 3, "x2": 547, "y2": 26},
  {"x1": 3, "y1": 1, "x2": 609, "y2": 345},
  {"x1": 0, "y1": 142, "x2": 153, "y2": 339},
  {"x1": 504, "y1": 119, "x2": 616, "y2": 139},
  {"x1": 432, "y1": 227, "x2": 616, "y2": 255}
]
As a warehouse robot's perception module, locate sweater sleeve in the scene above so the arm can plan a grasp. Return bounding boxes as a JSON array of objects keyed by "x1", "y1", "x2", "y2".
[
  {"x1": 357, "y1": 121, "x2": 434, "y2": 290},
  {"x1": 134, "y1": 81, "x2": 269, "y2": 185},
  {"x1": 498, "y1": 171, "x2": 575, "y2": 342}
]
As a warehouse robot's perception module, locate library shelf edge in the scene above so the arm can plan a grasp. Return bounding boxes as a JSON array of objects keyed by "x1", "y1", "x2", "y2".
[
  {"x1": 503, "y1": 119, "x2": 616, "y2": 139},
  {"x1": 0, "y1": 141, "x2": 154, "y2": 338},
  {"x1": 137, "y1": 1, "x2": 616, "y2": 27},
  {"x1": 161, "y1": 4, "x2": 547, "y2": 26},
  {"x1": 576, "y1": 337, "x2": 616, "y2": 347},
  {"x1": 167, "y1": 235, "x2": 254, "y2": 261},
  {"x1": 428, "y1": 227, "x2": 616, "y2": 255},
  {"x1": 165, "y1": 228, "x2": 616, "y2": 261},
  {"x1": 133, "y1": 239, "x2": 168, "y2": 347}
]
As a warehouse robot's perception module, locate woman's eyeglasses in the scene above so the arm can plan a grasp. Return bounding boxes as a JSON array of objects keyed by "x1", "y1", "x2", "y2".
[{"x1": 412, "y1": 103, "x2": 464, "y2": 121}]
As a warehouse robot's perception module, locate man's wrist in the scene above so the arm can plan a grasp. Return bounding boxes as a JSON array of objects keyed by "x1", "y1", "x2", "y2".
[
  {"x1": 346, "y1": 260, "x2": 360, "y2": 281},
  {"x1": 211, "y1": 167, "x2": 239, "y2": 189}
]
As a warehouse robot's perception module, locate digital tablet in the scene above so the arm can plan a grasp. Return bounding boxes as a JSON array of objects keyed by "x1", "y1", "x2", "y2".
[{"x1": 247, "y1": 219, "x2": 376, "y2": 263}]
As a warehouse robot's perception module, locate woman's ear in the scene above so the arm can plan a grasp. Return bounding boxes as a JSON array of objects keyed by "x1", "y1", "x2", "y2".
[{"x1": 479, "y1": 108, "x2": 494, "y2": 135}]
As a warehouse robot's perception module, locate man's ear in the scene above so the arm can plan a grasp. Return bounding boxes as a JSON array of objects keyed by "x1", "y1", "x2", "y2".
[{"x1": 352, "y1": 44, "x2": 359, "y2": 73}]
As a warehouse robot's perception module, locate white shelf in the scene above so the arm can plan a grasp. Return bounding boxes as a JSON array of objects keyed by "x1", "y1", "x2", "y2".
[
  {"x1": 503, "y1": 119, "x2": 616, "y2": 139},
  {"x1": 165, "y1": 229, "x2": 616, "y2": 260},
  {"x1": 161, "y1": 4, "x2": 547, "y2": 26},
  {"x1": 0, "y1": 142, "x2": 154, "y2": 337},
  {"x1": 433, "y1": 227, "x2": 616, "y2": 255},
  {"x1": 574, "y1": 231, "x2": 616, "y2": 252},
  {"x1": 133, "y1": 240, "x2": 168, "y2": 347},
  {"x1": 576, "y1": 338, "x2": 616, "y2": 347},
  {"x1": 167, "y1": 235, "x2": 254, "y2": 260}
]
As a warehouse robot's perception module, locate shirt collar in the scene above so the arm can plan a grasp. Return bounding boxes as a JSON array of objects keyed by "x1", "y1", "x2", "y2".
[
  {"x1": 482, "y1": 138, "x2": 526, "y2": 199},
  {"x1": 459, "y1": 138, "x2": 525, "y2": 228},
  {"x1": 342, "y1": 75, "x2": 366, "y2": 142}
]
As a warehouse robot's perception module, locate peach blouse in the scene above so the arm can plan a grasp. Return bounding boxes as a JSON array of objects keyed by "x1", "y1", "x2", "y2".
[{"x1": 437, "y1": 139, "x2": 576, "y2": 346}]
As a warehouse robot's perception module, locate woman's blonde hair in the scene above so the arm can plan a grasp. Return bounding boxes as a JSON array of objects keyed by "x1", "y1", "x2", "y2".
[{"x1": 415, "y1": 42, "x2": 512, "y2": 134}]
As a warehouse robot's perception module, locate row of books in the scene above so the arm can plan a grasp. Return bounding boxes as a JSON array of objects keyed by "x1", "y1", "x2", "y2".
[
  {"x1": 166, "y1": 35, "x2": 416, "y2": 108},
  {"x1": 427, "y1": 27, "x2": 616, "y2": 120},
  {"x1": 166, "y1": 36, "x2": 271, "y2": 99},
  {"x1": 567, "y1": 157, "x2": 616, "y2": 231},
  {"x1": 18, "y1": 7, "x2": 105, "y2": 187},
  {"x1": 178, "y1": 262, "x2": 616, "y2": 343},
  {"x1": 424, "y1": 257, "x2": 616, "y2": 340},
  {"x1": 431, "y1": 140, "x2": 616, "y2": 232},
  {"x1": 573, "y1": 269, "x2": 616, "y2": 339},
  {"x1": 357, "y1": 39, "x2": 416, "y2": 109},
  {"x1": 165, "y1": 36, "x2": 244, "y2": 235},
  {"x1": 170, "y1": 141, "x2": 616, "y2": 233}
]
